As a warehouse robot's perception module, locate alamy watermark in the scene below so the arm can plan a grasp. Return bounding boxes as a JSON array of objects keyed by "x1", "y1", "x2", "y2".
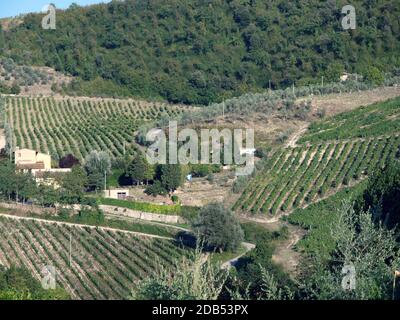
[
  {"x1": 145, "y1": 121, "x2": 255, "y2": 176},
  {"x1": 341, "y1": 5, "x2": 356, "y2": 30},
  {"x1": 41, "y1": 265, "x2": 57, "y2": 290},
  {"x1": 42, "y1": 4, "x2": 56, "y2": 30},
  {"x1": 341, "y1": 264, "x2": 356, "y2": 291}
]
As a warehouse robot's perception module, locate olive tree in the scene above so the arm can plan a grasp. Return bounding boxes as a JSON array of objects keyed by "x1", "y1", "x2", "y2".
[
  {"x1": 84, "y1": 150, "x2": 111, "y2": 190},
  {"x1": 302, "y1": 201, "x2": 400, "y2": 300},
  {"x1": 192, "y1": 202, "x2": 244, "y2": 252}
]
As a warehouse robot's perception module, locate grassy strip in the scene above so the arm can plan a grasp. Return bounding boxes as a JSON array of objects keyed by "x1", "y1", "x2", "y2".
[
  {"x1": 210, "y1": 244, "x2": 248, "y2": 265},
  {"x1": 2, "y1": 210, "x2": 179, "y2": 238}
]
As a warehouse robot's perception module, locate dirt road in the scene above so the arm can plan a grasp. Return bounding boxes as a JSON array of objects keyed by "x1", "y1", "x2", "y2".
[
  {"x1": 285, "y1": 124, "x2": 308, "y2": 148},
  {"x1": 221, "y1": 242, "x2": 256, "y2": 269},
  {"x1": 240, "y1": 215, "x2": 305, "y2": 277}
]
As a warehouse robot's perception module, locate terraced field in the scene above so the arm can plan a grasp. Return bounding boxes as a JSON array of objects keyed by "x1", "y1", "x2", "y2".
[
  {"x1": 234, "y1": 97, "x2": 400, "y2": 216},
  {"x1": 234, "y1": 135, "x2": 400, "y2": 215},
  {"x1": 4, "y1": 96, "x2": 189, "y2": 159},
  {"x1": 0, "y1": 214, "x2": 187, "y2": 300},
  {"x1": 299, "y1": 96, "x2": 400, "y2": 144}
]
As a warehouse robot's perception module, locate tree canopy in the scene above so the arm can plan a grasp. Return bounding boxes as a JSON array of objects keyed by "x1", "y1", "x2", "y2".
[
  {"x1": 192, "y1": 202, "x2": 244, "y2": 252},
  {"x1": 357, "y1": 161, "x2": 400, "y2": 229},
  {"x1": 2, "y1": 0, "x2": 399, "y2": 104}
]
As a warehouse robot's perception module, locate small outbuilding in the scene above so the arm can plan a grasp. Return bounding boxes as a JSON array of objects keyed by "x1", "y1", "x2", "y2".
[{"x1": 104, "y1": 189, "x2": 130, "y2": 200}]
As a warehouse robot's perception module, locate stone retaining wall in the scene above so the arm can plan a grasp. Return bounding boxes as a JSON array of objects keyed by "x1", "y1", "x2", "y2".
[{"x1": 99, "y1": 205, "x2": 184, "y2": 224}]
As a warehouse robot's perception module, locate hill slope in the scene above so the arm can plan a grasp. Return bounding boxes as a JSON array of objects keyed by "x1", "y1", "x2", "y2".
[
  {"x1": 235, "y1": 97, "x2": 400, "y2": 216},
  {"x1": 4, "y1": 95, "x2": 190, "y2": 160},
  {"x1": 1, "y1": 0, "x2": 399, "y2": 104},
  {"x1": 0, "y1": 214, "x2": 186, "y2": 300}
]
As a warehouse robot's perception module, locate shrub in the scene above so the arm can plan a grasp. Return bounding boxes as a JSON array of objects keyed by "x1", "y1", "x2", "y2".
[
  {"x1": 232, "y1": 176, "x2": 249, "y2": 193},
  {"x1": 145, "y1": 181, "x2": 168, "y2": 197},
  {"x1": 192, "y1": 203, "x2": 244, "y2": 252}
]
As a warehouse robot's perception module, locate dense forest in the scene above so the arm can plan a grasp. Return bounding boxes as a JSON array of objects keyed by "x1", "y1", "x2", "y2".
[{"x1": 0, "y1": 0, "x2": 399, "y2": 104}]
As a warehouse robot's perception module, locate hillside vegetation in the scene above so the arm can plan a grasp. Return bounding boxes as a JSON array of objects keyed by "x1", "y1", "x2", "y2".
[
  {"x1": 299, "y1": 97, "x2": 400, "y2": 143},
  {"x1": 1, "y1": 0, "x2": 399, "y2": 104},
  {"x1": 4, "y1": 96, "x2": 189, "y2": 160},
  {"x1": 234, "y1": 97, "x2": 400, "y2": 215},
  {"x1": 0, "y1": 215, "x2": 187, "y2": 300}
]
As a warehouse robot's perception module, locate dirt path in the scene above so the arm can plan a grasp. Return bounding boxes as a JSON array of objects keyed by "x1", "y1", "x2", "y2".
[
  {"x1": 221, "y1": 242, "x2": 256, "y2": 270},
  {"x1": 270, "y1": 223, "x2": 305, "y2": 276},
  {"x1": 240, "y1": 215, "x2": 305, "y2": 277},
  {"x1": 285, "y1": 123, "x2": 308, "y2": 148}
]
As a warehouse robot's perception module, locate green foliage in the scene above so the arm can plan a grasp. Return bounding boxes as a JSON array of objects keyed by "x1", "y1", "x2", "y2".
[
  {"x1": 189, "y1": 164, "x2": 220, "y2": 177},
  {"x1": 0, "y1": 161, "x2": 37, "y2": 203},
  {"x1": 0, "y1": 95, "x2": 5, "y2": 129},
  {"x1": 130, "y1": 247, "x2": 227, "y2": 300},
  {"x1": 224, "y1": 222, "x2": 293, "y2": 300},
  {"x1": 299, "y1": 97, "x2": 400, "y2": 143},
  {"x1": 97, "y1": 197, "x2": 182, "y2": 215},
  {"x1": 126, "y1": 153, "x2": 154, "y2": 185},
  {"x1": 75, "y1": 208, "x2": 105, "y2": 225},
  {"x1": 323, "y1": 63, "x2": 345, "y2": 82},
  {"x1": 0, "y1": 265, "x2": 70, "y2": 300},
  {"x1": 240, "y1": 222, "x2": 288, "y2": 243},
  {"x1": 10, "y1": 82, "x2": 20, "y2": 95},
  {"x1": 362, "y1": 66, "x2": 384, "y2": 85},
  {"x1": 231, "y1": 249, "x2": 294, "y2": 300},
  {"x1": 3, "y1": 0, "x2": 399, "y2": 104},
  {"x1": 48, "y1": 207, "x2": 178, "y2": 237},
  {"x1": 84, "y1": 150, "x2": 111, "y2": 190},
  {"x1": 60, "y1": 166, "x2": 88, "y2": 204},
  {"x1": 232, "y1": 176, "x2": 249, "y2": 194},
  {"x1": 159, "y1": 164, "x2": 183, "y2": 193},
  {"x1": 84, "y1": 150, "x2": 111, "y2": 175},
  {"x1": 357, "y1": 161, "x2": 400, "y2": 229},
  {"x1": 144, "y1": 180, "x2": 168, "y2": 197},
  {"x1": 192, "y1": 203, "x2": 244, "y2": 252},
  {"x1": 301, "y1": 201, "x2": 400, "y2": 300},
  {"x1": 288, "y1": 183, "x2": 366, "y2": 260}
]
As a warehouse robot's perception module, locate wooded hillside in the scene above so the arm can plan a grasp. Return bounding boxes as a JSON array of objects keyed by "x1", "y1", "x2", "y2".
[{"x1": 1, "y1": 0, "x2": 399, "y2": 104}]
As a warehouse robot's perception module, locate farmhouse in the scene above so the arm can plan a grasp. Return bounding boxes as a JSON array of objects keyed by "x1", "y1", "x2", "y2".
[{"x1": 14, "y1": 147, "x2": 71, "y2": 178}]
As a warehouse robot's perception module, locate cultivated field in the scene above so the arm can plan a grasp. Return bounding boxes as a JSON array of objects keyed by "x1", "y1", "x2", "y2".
[
  {"x1": 234, "y1": 135, "x2": 400, "y2": 215},
  {"x1": 4, "y1": 96, "x2": 190, "y2": 159},
  {"x1": 0, "y1": 214, "x2": 187, "y2": 300},
  {"x1": 234, "y1": 97, "x2": 400, "y2": 215},
  {"x1": 299, "y1": 97, "x2": 400, "y2": 143}
]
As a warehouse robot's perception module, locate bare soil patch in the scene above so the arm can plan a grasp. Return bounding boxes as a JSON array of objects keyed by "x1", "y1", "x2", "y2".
[
  {"x1": 128, "y1": 170, "x2": 236, "y2": 207},
  {"x1": 304, "y1": 86, "x2": 400, "y2": 117}
]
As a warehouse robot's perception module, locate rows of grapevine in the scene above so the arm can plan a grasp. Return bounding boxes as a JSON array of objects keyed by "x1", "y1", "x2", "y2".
[
  {"x1": 235, "y1": 135, "x2": 400, "y2": 215},
  {"x1": 298, "y1": 96, "x2": 400, "y2": 144},
  {"x1": 0, "y1": 216, "x2": 188, "y2": 300},
  {"x1": 5, "y1": 96, "x2": 189, "y2": 160}
]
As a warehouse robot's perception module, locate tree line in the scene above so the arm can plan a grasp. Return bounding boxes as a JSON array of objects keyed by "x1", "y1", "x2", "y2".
[{"x1": 1, "y1": 0, "x2": 399, "y2": 104}]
